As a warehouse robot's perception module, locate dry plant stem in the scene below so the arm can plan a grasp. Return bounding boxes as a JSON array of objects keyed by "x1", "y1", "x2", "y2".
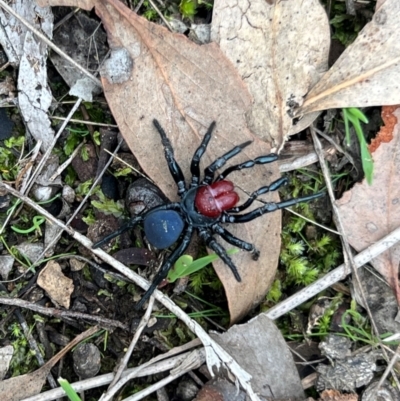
[
  {"x1": 49, "y1": 140, "x2": 85, "y2": 182},
  {"x1": 125, "y1": 350, "x2": 205, "y2": 401},
  {"x1": 376, "y1": 344, "x2": 400, "y2": 390},
  {"x1": 1, "y1": 183, "x2": 261, "y2": 401},
  {"x1": 14, "y1": 309, "x2": 58, "y2": 390},
  {"x1": 32, "y1": 140, "x2": 122, "y2": 268},
  {"x1": 0, "y1": 99, "x2": 82, "y2": 236},
  {"x1": 50, "y1": 116, "x2": 118, "y2": 128},
  {"x1": 267, "y1": 224, "x2": 400, "y2": 318},
  {"x1": 0, "y1": 1, "x2": 101, "y2": 86},
  {"x1": 0, "y1": 297, "x2": 128, "y2": 330},
  {"x1": 22, "y1": 347, "x2": 203, "y2": 401},
  {"x1": 106, "y1": 296, "x2": 155, "y2": 392},
  {"x1": 147, "y1": 0, "x2": 173, "y2": 31},
  {"x1": 309, "y1": 127, "x2": 400, "y2": 388}
]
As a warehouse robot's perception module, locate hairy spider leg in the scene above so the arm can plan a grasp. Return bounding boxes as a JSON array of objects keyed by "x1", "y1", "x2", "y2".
[
  {"x1": 135, "y1": 225, "x2": 194, "y2": 310},
  {"x1": 223, "y1": 192, "x2": 325, "y2": 224},
  {"x1": 189, "y1": 121, "x2": 216, "y2": 187},
  {"x1": 153, "y1": 119, "x2": 187, "y2": 196},
  {"x1": 92, "y1": 203, "x2": 182, "y2": 249},
  {"x1": 198, "y1": 228, "x2": 242, "y2": 281},
  {"x1": 202, "y1": 141, "x2": 252, "y2": 184},
  {"x1": 212, "y1": 224, "x2": 260, "y2": 260},
  {"x1": 227, "y1": 177, "x2": 288, "y2": 213},
  {"x1": 215, "y1": 154, "x2": 278, "y2": 182}
]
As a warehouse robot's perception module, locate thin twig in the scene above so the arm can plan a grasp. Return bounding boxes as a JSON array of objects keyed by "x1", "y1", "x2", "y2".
[
  {"x1": 0, "y1": 297, "x2": 128, "y2": 330},
  {"x1": 106, "y1": 297, "x2": 155, "y2": 392},
  {"x1": 22, "y1": 346, "x2": 203, "y2": 401}
]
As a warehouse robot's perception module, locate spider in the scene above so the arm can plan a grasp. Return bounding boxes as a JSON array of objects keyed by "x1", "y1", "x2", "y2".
[{"x1": 93, "y1": 119, "x2": 323, "y2": 309}]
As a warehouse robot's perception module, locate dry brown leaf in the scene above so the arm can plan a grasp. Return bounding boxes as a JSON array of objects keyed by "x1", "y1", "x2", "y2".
[
  {"x1": 297, "y1": 0, "x2": 400, "y2": 115},
  {"x1": 39, "y1": 0, "x2": 284, "y2": 322},
  {"x1": 211, "y1": 315, "x2": 304, "y2": 399},
  {"x1": 336, "y1": 106, "x2": 400, "y2": 300},
  {"x1": 37, "y1": 260, "x2": 74, "y2": 308},
  {"x1": 98, "y1": 0, "x2": 283, "y2": 323},
  {"x1": 0, "y1": 326, "x2": 98, "y2": 401},
  {"x1": 211, "y1": 0, "x2": 330, "y2": 149}
]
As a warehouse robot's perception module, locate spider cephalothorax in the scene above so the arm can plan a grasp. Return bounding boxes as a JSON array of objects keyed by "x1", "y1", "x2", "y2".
[{"x1": 93, "y1": 120, "x2": 323, "y2": 309}]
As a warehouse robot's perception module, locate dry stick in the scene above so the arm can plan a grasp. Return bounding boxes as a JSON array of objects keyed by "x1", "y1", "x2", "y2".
[
  {"x1": 0, "y1": 99, "x2": 82, "y2": 236},
  {"x1": 0, "y1": 1, "x2": 100, "y2": 86},
  {"x1": 309, "y1": 126, "x2": 400, "y2": 389},
  {"x1": 106, "y1": 296, "x2": 156, "y2": 393},
  {"x1": 0, "y1": 297, "x2": 128, "y2": 330},
  {"x1": 49, "y1": 140, "x2": 86, "y2": 182},
  {"x1": 125, "y1": 351, "x2": 205, "y2": 401},
  {"x1": 266, "y1": 227, "x2": 400, "y2": 319},
  {"x1": 22, "y1": 345, "x2": 203, "y2": 401},
  {"x1": 1, "y1": 183, "x2": 261, "y2": 401}
]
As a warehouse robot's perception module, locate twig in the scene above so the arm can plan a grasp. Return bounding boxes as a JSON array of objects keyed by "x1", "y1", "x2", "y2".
[
  {"x1": 106, "y1": 297, "x2": 155, "y2": 393},
  {"x1": 266, "y1": 218, "x2": 400, "y2": 318},
  {"x1": 22, "y1": 347, "x2": 203, "y2": 401},
  {"x1": 125, "y1": 350, "x2": 205, "y2": 401},
  {"x1": 1, "y1": 183, "x2": 261, "y2": 401},
  {"x1": 0, "y1": 297, "x2": 128, "y2": 330}
]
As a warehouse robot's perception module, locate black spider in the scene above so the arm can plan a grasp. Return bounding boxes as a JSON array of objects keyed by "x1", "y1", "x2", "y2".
[{"x1": 93, "y1": 120, "x2": 323, "y2": 309}]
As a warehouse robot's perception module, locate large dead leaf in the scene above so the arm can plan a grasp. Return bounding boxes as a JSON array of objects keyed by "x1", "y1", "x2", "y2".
[
  {"x1": 297, "y1": 0, "x2": 400, "y2": 115},
  {"x1": 211, "y1": 0, "x2": 330, "y2": 150},
  {"x1": 211, "y1": 314, "x2": 304, "y2": 400},
  {"x1": 336, "y1": 106, "x2": 400, "y2": 299},
  {"x1": 37, "y1": 0, "x2": 283, "y2": 322}
]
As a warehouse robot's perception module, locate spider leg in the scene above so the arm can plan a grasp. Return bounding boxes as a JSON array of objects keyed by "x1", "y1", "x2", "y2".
[
  {"x1": 203, "y1": 141, "x2": 252, "y2": 184},
  {"x1": 212, "y1": 224, "x2": 260, "y2": 260},
  {"x1": 223, "y1": 192, "x2": 324, "y2": 223},
  {"x1": 215, "y1": 154, "x2": 278, "y2": 182},
  {"x1": 92, "y1": 203, "x2": 182, "y2": 249},
  {"x1": 227, "y1": 177, "x2": 287, "y2": 213},
  {"x1": 198, "y1": 228, "x2": 242, "y2": 281},
  {"x1": 190, "y1": 122, "x2": 216, "y2": 187},
  {"x1": 153, "y1": 119, "x2": 186, "y2": 196},
  {"x1": 135, "y1": 225, "x2": 194, "y2": 309}
]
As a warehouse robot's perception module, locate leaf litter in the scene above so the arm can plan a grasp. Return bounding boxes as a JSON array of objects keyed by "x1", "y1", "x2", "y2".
[{"x1": 4, "y1": 0, "x2": 400, "y2": 399}]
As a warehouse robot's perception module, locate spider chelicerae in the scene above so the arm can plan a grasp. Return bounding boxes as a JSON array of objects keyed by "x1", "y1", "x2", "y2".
[{"x1": 93, "y1": 119, "x2": 323, "y2": 309}]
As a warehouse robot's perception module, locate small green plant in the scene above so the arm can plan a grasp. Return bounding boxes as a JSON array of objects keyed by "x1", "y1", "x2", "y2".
[
  {"x1": 342, "y1": 107, "x2": 374, "y2": 185},
  {"x1": 180, "y1": 0, "x2": 197, "y2": 19},
  {"x1": 167, "y1": 248, "x2": 239, "y2": 283},
  {"x1": 64, "y1": 128, "x2": 90, "y2": 156},
  {"x1": 58, "y1": 378, "x2": 82, "y2": 401},
  {"x1": 91, "y1": 190, "x2": 125, "y2": 217}
]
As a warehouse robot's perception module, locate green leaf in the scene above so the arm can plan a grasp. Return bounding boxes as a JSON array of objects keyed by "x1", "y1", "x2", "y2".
[
  {"x1": 167, "y1": 249, "x2": 239, "y2": 283},
  {"x1": 342, "y1": 108, "x2": 374, "y2": 185},
  {"x1": 58, "y1": 378, "x2": 82, "y2": 401}
]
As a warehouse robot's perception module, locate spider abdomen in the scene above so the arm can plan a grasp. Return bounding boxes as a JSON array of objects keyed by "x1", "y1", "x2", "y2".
[
  {"x1": 144, "y1": 210, "x2": 185, "y2": 249},
  {"x1": 195, "y1": 180, "x2": 239, "y2": 218}
]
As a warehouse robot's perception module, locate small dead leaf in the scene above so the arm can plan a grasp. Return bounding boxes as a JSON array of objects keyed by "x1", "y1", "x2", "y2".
[
  {"x1": 211, "y1": 0, "x2": 330, "y2": 149},
  {"x1": 211, "y1": 314, "x2": 304, "y2": 400},
  {"x1": 298, "y1": 0, "x2": 400, "y2": 115},
  {"x1": 320, "y1": 389, "x2": 358, "y2": 401},
  {"x1": 0, "y1": 345, "x2": 13, "y2": 380},
  {"x1": 0, "y1": 327, "x2": 98, "y2": 401},
  {"x1": 37, "y1": 260, "x2": 74, "y2": 308},
  {"x1": 336, "y1": 106, "x2": 400, "y2": 301}
]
